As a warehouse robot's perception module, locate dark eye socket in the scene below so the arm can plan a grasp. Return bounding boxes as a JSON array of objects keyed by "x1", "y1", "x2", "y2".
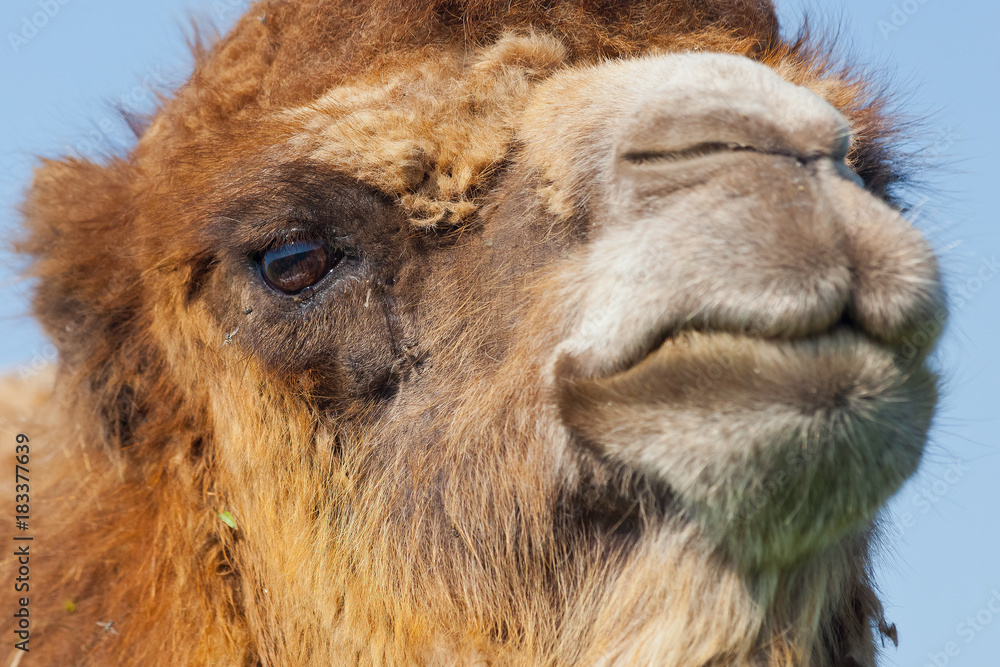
[{"x1": 258, "y1": 239, "x2": 342, "y2": 294}]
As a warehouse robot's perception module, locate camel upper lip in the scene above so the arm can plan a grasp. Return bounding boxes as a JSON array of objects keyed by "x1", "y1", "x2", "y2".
[{"x1": 612, "y1": 308, "x2": 891, "y2": 380}]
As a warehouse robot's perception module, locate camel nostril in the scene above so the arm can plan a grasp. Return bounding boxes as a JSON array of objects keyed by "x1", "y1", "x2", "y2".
[
  {"x1": 834, "y1": 160, "x2": 865, "y2": 188},
  {"x1": 831, "y1": 131, "x2": 851, "y2": 163}
]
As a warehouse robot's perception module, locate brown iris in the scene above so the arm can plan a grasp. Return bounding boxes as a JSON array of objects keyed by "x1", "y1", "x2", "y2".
[{"x1": 259, "y1": 240, "x2": 340, "y2": 294}]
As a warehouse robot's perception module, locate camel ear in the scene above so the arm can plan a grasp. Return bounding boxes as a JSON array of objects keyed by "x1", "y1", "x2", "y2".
[{"x1": 18, "y1": 156, "x2": 139, "y2": 369}]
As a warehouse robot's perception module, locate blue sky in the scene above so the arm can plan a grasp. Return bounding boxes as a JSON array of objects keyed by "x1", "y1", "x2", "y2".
[{"x1": 0, "y1": 1, "x2": 996, "y2": 664}]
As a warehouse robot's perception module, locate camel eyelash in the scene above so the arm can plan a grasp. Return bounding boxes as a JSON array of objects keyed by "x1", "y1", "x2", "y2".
[{"x1": 219, "y1": 211, "x2": 351, "y2": 260}]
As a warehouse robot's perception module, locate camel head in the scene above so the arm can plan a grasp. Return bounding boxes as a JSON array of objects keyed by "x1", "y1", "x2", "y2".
[{"x1": 15, "y1": 1, "x2": 943, "y2": 664}]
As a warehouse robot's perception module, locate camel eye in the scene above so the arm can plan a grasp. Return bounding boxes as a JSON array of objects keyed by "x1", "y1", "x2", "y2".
[{"x1": 259, "y1": 239, "x2": 341, "y2": 294}]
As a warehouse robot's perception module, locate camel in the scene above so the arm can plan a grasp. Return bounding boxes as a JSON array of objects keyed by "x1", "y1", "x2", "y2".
[{"x1": 2, "y1": 1, "x2": 944, "y2": 665}]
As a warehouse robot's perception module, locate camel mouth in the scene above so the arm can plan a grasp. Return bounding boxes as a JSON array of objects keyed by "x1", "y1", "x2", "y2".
[
  {"x1": 611, "y1": 309, "x2": 923, "y2": 386},
  {"x1": 554, "y1": 324, "x2": 938, "y2": 565},
  {"x1": 556, "y1": 324, "x2": 925, "y2": 430}
]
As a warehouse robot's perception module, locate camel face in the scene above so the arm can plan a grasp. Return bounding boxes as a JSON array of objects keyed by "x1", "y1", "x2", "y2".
[{"x1": 14, "y1": 3, "x2": 944, "y2": 665}]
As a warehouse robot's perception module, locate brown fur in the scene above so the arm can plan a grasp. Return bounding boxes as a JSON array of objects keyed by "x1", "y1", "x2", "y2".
[{"x1": 3, "y1": 1, "x2": 942, "y2": 665}]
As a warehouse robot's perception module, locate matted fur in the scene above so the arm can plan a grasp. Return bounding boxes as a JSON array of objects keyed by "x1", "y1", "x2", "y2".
[{"x1": 2, "y1": 1, "x2": 940, "y2": 665}]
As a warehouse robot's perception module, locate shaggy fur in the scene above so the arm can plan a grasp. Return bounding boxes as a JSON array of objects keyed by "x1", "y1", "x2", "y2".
[{"x1": 2, "y1": 1, "x2": 943, "y2": 665}]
